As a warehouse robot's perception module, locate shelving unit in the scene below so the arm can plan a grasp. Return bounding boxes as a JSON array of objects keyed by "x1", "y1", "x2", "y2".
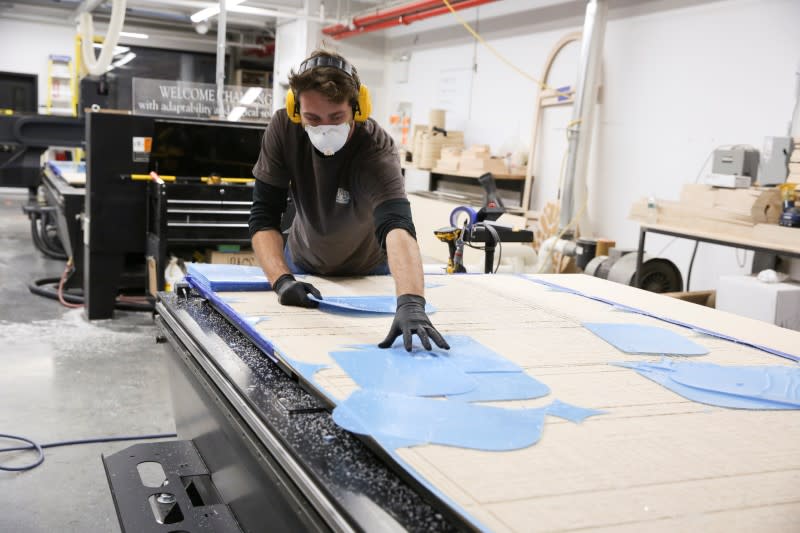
[{"x1": 46, "y1": 54, "x2": 76, "y2": 116}]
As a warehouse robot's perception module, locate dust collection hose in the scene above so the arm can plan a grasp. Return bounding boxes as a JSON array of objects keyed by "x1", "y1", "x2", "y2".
[{"x1": 78, "y1": 0, "x2": 127, "y2": 76}]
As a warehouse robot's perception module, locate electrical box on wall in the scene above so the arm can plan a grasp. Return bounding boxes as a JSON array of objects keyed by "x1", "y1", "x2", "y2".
[
  {"x1": 758, "y1": 136, "x2": 792, "y2": 186},
  {"x1": 712, "y1": 145, "x2": 759, "y2": 177}
]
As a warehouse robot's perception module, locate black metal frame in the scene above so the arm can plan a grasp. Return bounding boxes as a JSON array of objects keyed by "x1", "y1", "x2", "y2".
[
  {"x1": 635, "y1": 225, "x2": 800, "y2": 287},
  {"x1": 103, "y1": 440, "x2": 242, "y2": 533},
  {"x1": 150, "y1": 291, "x2": 468, "y2": 533}
]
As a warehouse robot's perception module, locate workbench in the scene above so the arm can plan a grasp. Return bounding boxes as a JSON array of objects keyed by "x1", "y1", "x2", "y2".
[
  {"x1": 130, "y1": 272, "x2": 800, "y2": 533},
  {"x1": 635, "y1": 222, "x2": 800, "y2": 287}
]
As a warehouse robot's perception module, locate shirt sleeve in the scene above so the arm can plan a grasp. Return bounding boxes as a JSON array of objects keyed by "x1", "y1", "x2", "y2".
[
  {"x1": 248, "y1": 179, "x2": 289, "y2": 237},
  {"x1": 354, "y1": 120, "x2": 407, "y2": 208},
  {"x1": 252, "y1": 109, "x2": 291, "y2": 188}
]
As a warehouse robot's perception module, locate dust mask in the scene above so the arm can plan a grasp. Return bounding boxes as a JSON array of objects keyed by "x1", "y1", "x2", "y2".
[{"x1": 305, "y1": 122, "x2": 350, "y2": 156}]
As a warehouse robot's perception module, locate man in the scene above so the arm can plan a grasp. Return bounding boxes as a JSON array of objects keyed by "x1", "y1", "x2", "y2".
[{"x1": 249, "y1": 49, "x2": 449, "y2": 352}]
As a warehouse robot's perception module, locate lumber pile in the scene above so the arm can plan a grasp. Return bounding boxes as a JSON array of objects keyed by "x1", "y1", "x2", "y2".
[
  {"x1": 629, "y1": 184, "x2": 799, "y2": 250},
  {"x1": 789, "y1": 137, "x2": 800, "y2": 183}
]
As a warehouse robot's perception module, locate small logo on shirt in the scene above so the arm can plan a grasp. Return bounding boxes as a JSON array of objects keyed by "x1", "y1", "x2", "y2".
[{"x1": 336, "y1": 188, "x2": 351, "y2": 204}]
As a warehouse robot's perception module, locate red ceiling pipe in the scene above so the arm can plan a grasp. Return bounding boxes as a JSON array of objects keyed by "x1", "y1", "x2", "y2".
[
  {"x1": 323, "y1": 1, "x2": 443, "y2": 36},
  {"x1": 355, "y1": 0, "x2": 444, "y2": 25},
  {"x1": 328, "y1": 0, "x2": 497, "y2": 40}
]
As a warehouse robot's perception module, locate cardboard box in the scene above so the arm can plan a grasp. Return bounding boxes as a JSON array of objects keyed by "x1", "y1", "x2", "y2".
[
  {"x1": 716, "y1": 275, "x2": 800, "y2": 331},
  {"x1": 207, "y1": 249, "x2": 259, "y2": 266}
]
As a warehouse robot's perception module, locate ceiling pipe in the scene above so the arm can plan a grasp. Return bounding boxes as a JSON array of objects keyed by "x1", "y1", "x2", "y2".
[
  {"x1": 324, "y1": 0, "x2": 497, "y2": 40},
  {"x1": 324, "y1": 0, "x2": 443, "y2": 34}
]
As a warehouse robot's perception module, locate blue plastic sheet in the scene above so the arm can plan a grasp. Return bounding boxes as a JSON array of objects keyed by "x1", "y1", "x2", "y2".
[
  {"x1": 332, "y1": 390, "x2": 604, "y2": 451},
  {"x1": 331, "y1": 348, "x2": 478, "y2": 397},
  {"x1": 308, "y1": 295, "x2": 435, "y2": 314},
  {"x1": 186, "y1": 263, "x2": 271, "y2": 292},
  {"x1": 343, "y1": 336, "x2": 522, "y2": 374},
  {"x1": 583, "y1": 322, "x2": 709, "y2": 356},
  {"x1": 448, "y1": 372, "x2": 551, "y2": 402},
  {"x1": 333, "y1": 337, "x2": 546, "y2": 402},
  {"x1": 612, "y1": 358, "x2": 800, "y2": 409}
]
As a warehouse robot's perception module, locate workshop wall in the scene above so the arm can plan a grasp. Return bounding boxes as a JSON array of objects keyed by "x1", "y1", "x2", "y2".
[
  {"x1": 0, "y1": 19, "x2": 76, "y2": 113},
  {"x1": 377, "y1": 0, "x2": 800, "y2": 291}
]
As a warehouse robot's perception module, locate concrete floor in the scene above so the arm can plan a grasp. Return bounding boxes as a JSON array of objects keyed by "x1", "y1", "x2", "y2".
[{"x1": 0, "y1": 189, "x2": 175, "y2": 532}]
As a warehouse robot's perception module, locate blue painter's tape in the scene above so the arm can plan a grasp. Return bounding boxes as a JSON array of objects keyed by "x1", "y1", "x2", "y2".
[
  {"x1": 520, "y1": 275, "x2": 800, "y2": 363},
  {"x1": 330, "y1": 348, "x2": 477, "y2": 397},
  {"x1": 449, "y1": 205, "x2": 478, "y2": 229},
  {"x1": 449, "y1": 372, "x2": 550, "y2": 402},
  {"x1": 583, "y1": 322, "x2": 709, "y2": 356},
  {"x1": 308, "y1": 295, "x2": 435, "y2": 314},
  {"x1": 333, "y1": 390, "x2": 603, "y2": 451},
  {"x1": 612, "y1": 359, "x2": 800, "y2": 409},
  {"x1": 186, "y1": 263, "x2": 271, "y2": 292}
]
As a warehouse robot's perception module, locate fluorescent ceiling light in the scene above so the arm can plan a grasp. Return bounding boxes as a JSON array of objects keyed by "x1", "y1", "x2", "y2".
[
  {"x1": 227, "y1": 5, "x2": 296, "y2": 19},
  {"x1": 227, "y1": 106, "x2": 246, "y2": 122},
  {"x1": 191, "y1": 0, "x2": 246, "y2": 23},
  {"x1": 112, "y1": 52, "x2": 136, "y2": 68},
  {"x1": 93, "y1": 43, "x2": 130, "y2": 55},
  {"x1": 120, "y1": 31, "x2": 148, "y2": 39},
  {"x1": 239, "y1": 87, "x2": 262, "y2": 105}
]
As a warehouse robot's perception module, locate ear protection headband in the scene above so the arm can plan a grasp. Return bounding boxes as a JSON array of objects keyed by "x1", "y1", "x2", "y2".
[{"x1": 286, "y1": 55, "x2": 371, "y2": 124}]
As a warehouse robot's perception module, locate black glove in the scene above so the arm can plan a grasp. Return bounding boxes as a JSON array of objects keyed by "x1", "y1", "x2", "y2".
[
  {"x1": 273, "y1": 274, "x2": 322, "y2": 308},
  {"x1": 379, "y1": 294, "x2": 450, "y2": 352}
]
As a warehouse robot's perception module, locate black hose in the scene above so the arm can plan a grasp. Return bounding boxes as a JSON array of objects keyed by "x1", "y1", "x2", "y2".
[
  {"x1": 0, "y1": 432, "x2": 177, "y2": 472},
  {"x1": 686, "y1": 241, "x2": 699, "y2": 291},
  {"x1": 28, "y1": 277, "x2": 154, "y2": 312},
  {"x1": 29, "y1": 216, "x2": 67, "y2": 260}
]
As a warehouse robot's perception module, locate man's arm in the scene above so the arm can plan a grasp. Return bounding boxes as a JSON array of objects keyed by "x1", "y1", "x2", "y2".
[
  {"x1": 374, "y1": 199, "x2": 449, "y2": 352},
  {"x1": 385, "y1": 228, "x2": 424, "y2": 297},
  {"x1": 249, "y1": 180, "x2": 320, "y2": 307},
  {"x1": 252, "y1": 229, "x2": 291, "y2": 283}
]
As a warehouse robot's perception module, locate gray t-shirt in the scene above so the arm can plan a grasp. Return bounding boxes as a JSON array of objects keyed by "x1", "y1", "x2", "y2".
[{"x1": 252, "y1": 109, "x2": 406, "y2": 275}]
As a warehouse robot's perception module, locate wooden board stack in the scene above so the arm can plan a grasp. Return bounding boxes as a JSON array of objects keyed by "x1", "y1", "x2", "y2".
[
  {"x1": 629, "y1": 183, "x2": 800, "y2": 251},
  {"x1": 789, "y1": 137, "x2": 800, "y2": 183}
]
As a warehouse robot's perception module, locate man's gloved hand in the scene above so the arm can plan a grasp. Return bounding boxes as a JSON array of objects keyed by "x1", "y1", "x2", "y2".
[
  {"x1": 272, "y1": 273, "x2": 322, "y2": 308},
  {"x1": 379, "y1": 294, "x2": 450, "y2": 352}
]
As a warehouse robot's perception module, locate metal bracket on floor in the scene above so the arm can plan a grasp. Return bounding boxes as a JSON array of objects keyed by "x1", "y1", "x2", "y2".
[{"x1": 102, "y1": 440, "x2": 242, "y2": 532}]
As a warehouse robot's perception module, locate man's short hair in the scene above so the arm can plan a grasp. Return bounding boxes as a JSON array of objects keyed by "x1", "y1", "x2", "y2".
[{"x1": 288, "y1": 49, "x2": 361, "y2": 109}]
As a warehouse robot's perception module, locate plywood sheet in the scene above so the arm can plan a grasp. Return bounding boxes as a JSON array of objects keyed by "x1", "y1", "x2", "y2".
[{"x1": 204, "y1": 272, "x2": 800, "y2": 532}]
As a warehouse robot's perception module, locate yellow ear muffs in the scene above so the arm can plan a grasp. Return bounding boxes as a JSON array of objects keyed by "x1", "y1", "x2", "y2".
[
  {"x1": 285, "y1": 83, "x2": 371, "y2": 124},
  {"x1": 286, "y1": 88, "x2": 301, "y2": 124},
  {"x1": 354, "y1": 84, "x2": 371, "y2": 123}
]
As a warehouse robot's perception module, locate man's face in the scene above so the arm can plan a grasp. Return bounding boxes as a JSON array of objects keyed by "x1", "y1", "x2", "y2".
[{"x1": 298, "y1": 89, "x2": 354, "y2": 130}]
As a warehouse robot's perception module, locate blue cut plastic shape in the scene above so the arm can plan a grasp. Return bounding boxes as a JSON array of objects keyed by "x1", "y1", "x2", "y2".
[
  {"x1": 583, "y1": 322, "x2": 709, "y2": 355},
  {"x1": 668, "y1": 361, "x2": 800, "y2": 407},
  {"x1": 612, "y1": 359, "x2": 800, "y2": 410},
  {"x1": 332, "y1": 390, "x2": 604, "y2": 451},
  {"x1": 308, "y1": 295, "x2": 435, "y2": 314},
  {"x1": 331, "y1": 348, "x2": 477, "y2": 396},
  {"x1": 186, "y1": 263, "x2": 271, "y2": 292},
  {"x1": 448, "y1": 372, "x2": 550, "y2": 402},
  {"x1": 346, "y1": 335, "x2": 522, "y2": 373}
]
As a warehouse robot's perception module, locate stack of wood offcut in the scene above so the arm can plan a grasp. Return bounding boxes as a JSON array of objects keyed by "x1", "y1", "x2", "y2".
[
  {"x1": 629, "y1": 183, "x2": 798, "y2": 249},
  {"x1": 412, "y1": 128, "x2": 464, "y2": 170},
  {"x1": 434, "y1": 144, "x2": 518, "y2": 175},
  {"x1": 789, "y1": 137, "x2": 800, "y2": 183}
]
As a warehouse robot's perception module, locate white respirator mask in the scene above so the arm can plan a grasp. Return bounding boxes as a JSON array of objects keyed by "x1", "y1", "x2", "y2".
[{"x1": 304, "y1": 122, "x2": 351, "y2": 156}]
